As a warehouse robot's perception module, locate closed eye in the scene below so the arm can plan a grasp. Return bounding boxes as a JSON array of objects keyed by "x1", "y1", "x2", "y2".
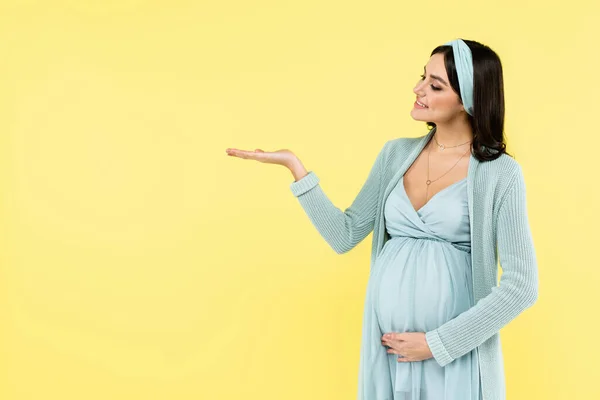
[{"x1": 420, "y1": 74, "x2": 442, "y2": 91}]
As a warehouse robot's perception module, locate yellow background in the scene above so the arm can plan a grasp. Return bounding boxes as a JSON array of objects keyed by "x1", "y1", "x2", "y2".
[{"x1": 1, "y1": 1, "x2": 598, "y2": 399}]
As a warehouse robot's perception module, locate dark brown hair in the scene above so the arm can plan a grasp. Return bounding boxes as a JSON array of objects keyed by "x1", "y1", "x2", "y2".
[{"x1": 426, "y1": 39, "x2": 511, "y2": 161}]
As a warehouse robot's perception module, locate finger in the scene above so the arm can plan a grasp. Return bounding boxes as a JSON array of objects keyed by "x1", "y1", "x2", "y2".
[
  {"x1": 226, "y1": 148, "x2": 254, "y2": 154},
  {"x1": 382, "y1": 338, "x2": 402, "y2": 347},
  {"x1": 388, "y1": 333, "x2": 406, "y2": 341},
  {"x1": 383, "y1": 333, "x2": 403, "y2": 341},
  {"x1": 385, "y1": 344, "x2": 406, "y2": 355},
  {"x1": 386, "y1": 348, "x2": 403, "y2": 355},
  {"x1": 397, "y1": 357, "x2": 412, "y2": 362},
  {"x1": 227, "y1": 149, "x2": 259, "y2": 159},
  {"x1": 225, "y1": 148, "x2": 242, "y2": 156}
]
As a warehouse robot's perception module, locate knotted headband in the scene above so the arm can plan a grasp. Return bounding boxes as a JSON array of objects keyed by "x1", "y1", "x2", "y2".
[{"x1": 443, "y1": 39, "x2": 474, "y2": 116}]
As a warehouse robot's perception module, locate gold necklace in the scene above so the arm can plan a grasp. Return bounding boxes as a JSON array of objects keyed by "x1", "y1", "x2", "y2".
[
  {"x1": 425, "y1": 139, "x2": 471, "y2": 202},
  {"x1": 434, "y1": 134, "x2": 472, "y2": 151}
]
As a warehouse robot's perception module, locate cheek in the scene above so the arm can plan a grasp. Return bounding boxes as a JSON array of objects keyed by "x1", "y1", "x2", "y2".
[{"x1": 430, "y1": 93, "x2": 458, "y2": 110}]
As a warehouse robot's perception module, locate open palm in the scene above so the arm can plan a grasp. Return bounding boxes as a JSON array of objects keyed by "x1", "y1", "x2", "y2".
[{"x1": 225, "y1": 147, "x2": 297, "y2": 168}]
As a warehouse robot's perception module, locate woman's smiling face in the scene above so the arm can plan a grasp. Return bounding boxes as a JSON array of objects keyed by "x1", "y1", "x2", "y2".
[{"x1": 410, "y1": 52, "x2": 466, "y2": 123}]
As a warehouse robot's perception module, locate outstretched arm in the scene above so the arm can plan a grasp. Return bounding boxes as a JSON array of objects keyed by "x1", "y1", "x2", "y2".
[{"x1": 289, "y1": 141, "x2": 389, "y2": 254}]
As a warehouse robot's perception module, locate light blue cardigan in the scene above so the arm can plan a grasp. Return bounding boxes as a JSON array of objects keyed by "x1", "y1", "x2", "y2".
[{"x1": 289, "y1": 127, "x2": 539, "y2": 400}]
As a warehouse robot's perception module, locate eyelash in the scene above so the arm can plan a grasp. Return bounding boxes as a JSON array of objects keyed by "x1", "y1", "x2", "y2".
[{"x1": 420, "y1": 74, "x2": 442, "y2": 91}]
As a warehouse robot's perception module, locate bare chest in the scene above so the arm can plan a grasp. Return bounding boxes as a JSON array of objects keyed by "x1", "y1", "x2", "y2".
[{"x1": 402, "y1": 149, "x2": 470, "y2": 212}]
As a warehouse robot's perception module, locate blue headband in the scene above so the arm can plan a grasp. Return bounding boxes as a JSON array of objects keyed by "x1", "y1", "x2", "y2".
[{"x1": 443, "y1": 39, "x2": 474, "y2": 116}]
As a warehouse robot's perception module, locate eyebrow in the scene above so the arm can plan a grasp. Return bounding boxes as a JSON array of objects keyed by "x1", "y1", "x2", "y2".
[{"x1": 423, "y1": 66, "x2": 448, "y2": 86}]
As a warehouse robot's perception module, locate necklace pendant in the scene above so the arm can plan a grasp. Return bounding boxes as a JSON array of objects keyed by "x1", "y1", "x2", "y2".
[
  {"x1": 439, "y1": 144, "x2": 445, "y2": 150},
  {"x1": 426, "y1": 180, "x2": 431, "y2": 185}
]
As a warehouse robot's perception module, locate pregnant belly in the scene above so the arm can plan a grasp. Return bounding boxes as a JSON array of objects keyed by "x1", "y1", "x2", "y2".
[{"x1": 373, "y1": 236, "x2": 474, "y2": 334}]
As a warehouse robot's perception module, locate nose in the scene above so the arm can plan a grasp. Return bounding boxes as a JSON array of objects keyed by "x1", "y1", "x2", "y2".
[{"x1": 413, "y1": 81, "x2": 425, "y2": 96}]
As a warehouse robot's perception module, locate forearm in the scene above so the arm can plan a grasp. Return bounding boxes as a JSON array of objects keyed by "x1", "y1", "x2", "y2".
[
  {"x1": 425, "y1": 274, "x2": 537, "y2": 366},
  {"x1": 288, "y1": 142, "x2": 387, "y2": 254}
]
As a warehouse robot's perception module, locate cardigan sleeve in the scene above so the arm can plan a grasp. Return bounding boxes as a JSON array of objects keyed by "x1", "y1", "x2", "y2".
[
  {"x1": 425, "y1": 165, "x2": 539, "y2": 367},
  {"x1": 289, "y1": 141, "x2": 389, "y2": 254}
]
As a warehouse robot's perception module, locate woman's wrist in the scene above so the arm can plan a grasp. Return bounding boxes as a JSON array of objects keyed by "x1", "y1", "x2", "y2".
[{"x1": 288, "y1": 157, "x2": 308, "y2": 182}]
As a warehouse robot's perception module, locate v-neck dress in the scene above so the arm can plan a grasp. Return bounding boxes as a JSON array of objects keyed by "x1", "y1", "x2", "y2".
[{"x1": 357, "y1": 175, "x2": 482, "y2": 400}]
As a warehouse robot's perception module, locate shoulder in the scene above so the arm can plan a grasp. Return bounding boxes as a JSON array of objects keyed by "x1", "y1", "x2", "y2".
[
  {"x1": 477, "y1": 153, "x2": 528, "y2": 208},
  {"x1": 372, "y1": 135, "x2": 427, "y2": 173},
  {"x1": 478, "y1": 153, "x2": 522, "y2": 180},
  {"x1": 479, "y1": 153, "x2": 525, "y2": 183},
  {"x1": 382, "y1": 134, "x2": 427, "y2": 157},
  {"x1": 387, "y1": 134, "x2": 426, "y2": 148}
]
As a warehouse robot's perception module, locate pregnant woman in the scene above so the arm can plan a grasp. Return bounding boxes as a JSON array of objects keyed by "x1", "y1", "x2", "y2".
[{"x1": 226, "y1": 38, "x2": 538, "y2": 400}]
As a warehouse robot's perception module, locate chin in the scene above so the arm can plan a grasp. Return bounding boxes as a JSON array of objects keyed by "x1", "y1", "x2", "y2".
[{"x1": 410, "y1": 109, "x2": 429, "y2": 122}]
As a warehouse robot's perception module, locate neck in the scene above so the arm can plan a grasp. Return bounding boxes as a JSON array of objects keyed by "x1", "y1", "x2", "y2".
[{"x1": 431, "y1": 118, "x2": 473, "y2": 150}]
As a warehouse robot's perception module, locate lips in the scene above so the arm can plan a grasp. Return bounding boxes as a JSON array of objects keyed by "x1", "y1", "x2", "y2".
[{"x1": 414, "y1": 100, "x2": 428, "y2": 109}]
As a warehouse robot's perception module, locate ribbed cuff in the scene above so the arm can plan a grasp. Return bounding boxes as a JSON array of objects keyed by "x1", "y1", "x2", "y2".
[
  {"x1": 425, "y1": 329, "x2": 454, "y2": 367},
  {"x1": 290, "y1": 171, "x2": 320, "y2": 197}
]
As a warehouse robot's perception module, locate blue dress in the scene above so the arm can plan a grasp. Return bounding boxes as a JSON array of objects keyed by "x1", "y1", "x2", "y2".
[{"x1": 357, "y1": 175, "x2": 482, "y2": 400}]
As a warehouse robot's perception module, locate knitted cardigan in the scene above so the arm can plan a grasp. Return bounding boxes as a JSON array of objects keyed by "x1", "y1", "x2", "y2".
[{"x1": 289, "y1": 127, "x2": 539, "y2": 400}]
